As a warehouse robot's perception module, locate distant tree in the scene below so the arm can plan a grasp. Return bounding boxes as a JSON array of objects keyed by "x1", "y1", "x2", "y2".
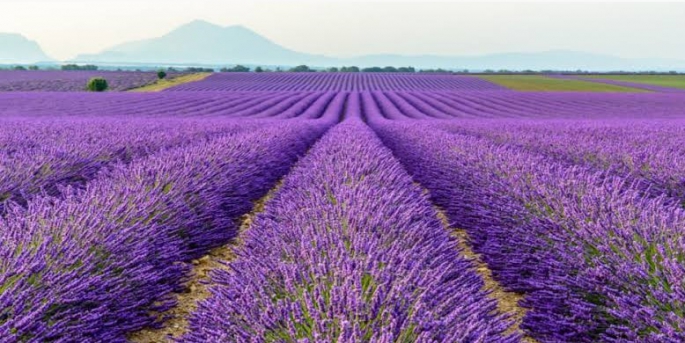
[
  {"x1": 326, "y1": 67, "x2": 339, "y2": 72},
  {"x1": 254, "y1": 66, "x2": 264, "y2": 73},
  {"x1": 157, "y1": 70, "x2": 167, "y2": 79},
  {"x1": 340, "y1": 66, "x2": 360, "y2": 73},
  {"x1": 220, "y1": 65, "x2": 250, "y2": 72},
  {"x1": 232, "y1": 65, "x2": 249, "y2": 72},
  {"x1": 186, "y1": 67, "x2": 214, "y2": 72},
  {"x1": 13, "y1": 66, "x2": 27, "y2": 71},
  {"x1": 289, "y1": 65, "x2": 314, "y2": 72},
  {"x1": 419, "y1": 68, "x2": 451, "y2": 73},
  {"x1": 382, "y1": 66, "x2": 398, "y2": 73},
  {"x1": 28, "y1": 65, "x2": 40, "y2": 71},
  {"x1": 62, "y1": 64, "x2": 98, "y2": 71},
  {"x1": 397, "y1": 67, "x2": 416, "y2": 73},
  {"x1": 86, "y1": 77, "x2": 108, "y2": 92},
  {"x1": 361, "y1": 66, "x2": 381, "y2": 72}
]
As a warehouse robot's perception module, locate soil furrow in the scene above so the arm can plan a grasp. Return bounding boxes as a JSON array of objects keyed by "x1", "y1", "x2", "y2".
[{"x1": 128, "y1": 184, "x2": 280, "y2": 342}]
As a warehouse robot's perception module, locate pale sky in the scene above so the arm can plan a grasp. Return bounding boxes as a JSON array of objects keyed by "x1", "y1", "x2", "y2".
[{"x1": 1, "y1": 1, "x2": 685, "y2": 61}]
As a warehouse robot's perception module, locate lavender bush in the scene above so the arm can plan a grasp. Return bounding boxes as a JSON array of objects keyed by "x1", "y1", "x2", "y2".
[
  {"x1": 0, "y1": 120, "x2": 332, "y2": 342},
  {"x1": 0, "y1": 118, "x2": 261, "y2": 213},
  {"x1": 370, "y1": 116, "x2": 685, "y2": 342},
  {"x1": 183, "y1": 115, "x2": 517, "y2": 342},
  {"x1": 439, "y1": 119, "x2": 685, "y2": 204}
]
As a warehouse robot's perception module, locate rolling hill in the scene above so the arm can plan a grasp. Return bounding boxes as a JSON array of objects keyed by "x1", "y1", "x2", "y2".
[
  {"x1": 74, "y1": 20, "x2": 329, "y2": 66},
  {"x1": 0, "y1": 33, "x2": 53, "y2": 64}
]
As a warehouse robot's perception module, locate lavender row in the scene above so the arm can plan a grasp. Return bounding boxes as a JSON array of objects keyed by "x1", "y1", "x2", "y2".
[
  {"x1": 0, "y1": 91, "x2": 347, "y2": 119},
  {"x1": 183, "y1": 116, "x2": 516, "y2": 342},
  {"x1": 0, "y1": 92, "x2": 275, "y2": 118},
  {"x1": 439, "y1": 119, "x2": 685, "y2": 204},
  {"x1": 0, "y1": 118, "x2": 261, "y2": 213},
  {"x1": 0, "y1": 117, "x2": 335, "y2": 342},
  {"x1": 352, "y1": 90, "x2": 685, "y2": 120},
  {"x1": 167, "y1": 72, "x2": 505, "y2": 91},
  {"x1": 4, "y1": 89, "x2": 683, "y2": 121},
  {"x1": 0, "y1": 71, "x2": 182, "y2": 92},
  {"x1": 390, "y1": 91, "x2": 685, "y2": 119},
  {"x1": 370, "y1": 117, "x2": 685, "y2": 342}
]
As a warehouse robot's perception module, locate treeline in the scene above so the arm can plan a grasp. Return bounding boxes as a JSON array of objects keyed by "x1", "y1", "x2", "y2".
[
  {"x1": 61, "y1": 64, "x2": 99, "y2": 71},
  {"x1": 4, "y1": 65, "x2": 41, "y2": 71},
  {"x1": 219, "y1": 65, "x2": 314, "y2": 73},
  {"x1": 217, "y1": 65, "x2": 454, "y2": 73},
  {"x1": 2, "y1": 65, "x2": 684, "y2": 75},
  {"x1": 1, "y1": 65, "x2": 101, "y2": 71}
]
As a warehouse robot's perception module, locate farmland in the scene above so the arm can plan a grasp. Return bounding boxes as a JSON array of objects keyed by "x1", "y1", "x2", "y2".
[
  {"x1": 0, "y1": 71, "x2": 184, "y2": 92},
  {"x1": 478, "y1": 74, "x2": 647, "y2": 92},
  {"x1": 1, "y1": 72, "x2": 684, "y2": 343},
  {"x1": 582, "y1": 74, "x2": 685, "y2": 90}
]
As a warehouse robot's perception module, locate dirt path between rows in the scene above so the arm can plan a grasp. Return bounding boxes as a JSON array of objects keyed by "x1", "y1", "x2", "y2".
[
  {"x1": 435, "y1": 210, "x2": 537, "y2": 343},
  {"x1": 130, "y1": 179, "x2": 535, "y2": 342},
  {"x1": 128, "y1": 186, "x2": 278, "y2": 342}
]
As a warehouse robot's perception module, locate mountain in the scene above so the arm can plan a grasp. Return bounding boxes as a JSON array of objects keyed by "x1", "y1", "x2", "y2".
[
  {"x1": 75, "y1": 20, "x2": 330, "y2": 66},
  {"x1": 0, "y1": 33, "x2": 53, "y2": 63},
  {"x1": 73, "y1": 20, "x2": 685, "y2": 71}
]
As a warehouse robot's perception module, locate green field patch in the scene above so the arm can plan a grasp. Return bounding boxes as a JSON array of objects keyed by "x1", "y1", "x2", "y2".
[
  {"x1": 583, "y1": 75, "x2": 685, "y2": 89},
  {"x1": 479, "y1": 75, "x2": 646, "y2": 92}
]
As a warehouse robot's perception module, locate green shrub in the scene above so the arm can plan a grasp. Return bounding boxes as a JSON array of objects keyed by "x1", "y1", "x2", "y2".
[
  {"x1": 157, "y1": 71, "x2": 167, "y2": 79},
  {"x1": 86, "y1": 78, "x2": 108, "y2": 92}
]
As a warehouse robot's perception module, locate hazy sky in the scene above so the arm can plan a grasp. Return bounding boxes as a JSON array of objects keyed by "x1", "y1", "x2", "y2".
[{"x1": 1, "y1": 1, "x2": 685, "y2": 60}]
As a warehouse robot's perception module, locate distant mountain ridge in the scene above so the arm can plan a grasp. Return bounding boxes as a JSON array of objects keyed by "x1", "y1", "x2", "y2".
[
  {"x1": 5, "y1": 20, "x2": 685, "y2": 71},
  {"x1": 75, "y1": 20, "x2": 329, "y2": 66},
  {"x1": 72, "y1": 21, "x2": 685, "y2": 71},
  {"x1": 0, "y1": 33, "x2": 53, "y2": 63}
]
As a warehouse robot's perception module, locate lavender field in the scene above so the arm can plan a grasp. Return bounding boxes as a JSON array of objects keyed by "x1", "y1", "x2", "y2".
[
  {"x1": 1, "y1": 72, "x2": 684, "y2": 343},
  {"x1": 0, "y1": 71, "x2": 179, "y2": 92}
]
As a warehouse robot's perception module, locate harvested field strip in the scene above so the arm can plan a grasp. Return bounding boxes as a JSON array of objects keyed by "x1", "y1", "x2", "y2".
[{"x1": 130, "y1": 73, "x2": 212, "y2": 92}]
